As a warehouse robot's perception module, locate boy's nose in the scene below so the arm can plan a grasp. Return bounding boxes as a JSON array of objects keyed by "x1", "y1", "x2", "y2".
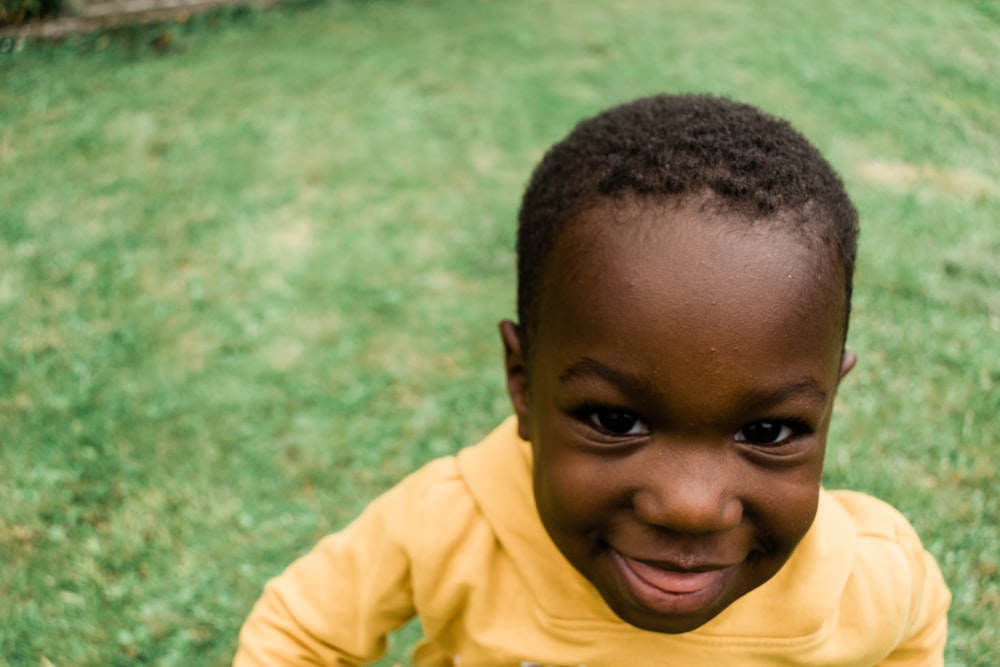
[{"x1": 630, "y1": 447, "x2": 743, "y2": 534}]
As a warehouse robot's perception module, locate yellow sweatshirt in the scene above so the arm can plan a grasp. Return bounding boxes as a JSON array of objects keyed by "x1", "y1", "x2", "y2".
[{"x1": 234, "y1": 418, "x2": 950, "y2": 666}]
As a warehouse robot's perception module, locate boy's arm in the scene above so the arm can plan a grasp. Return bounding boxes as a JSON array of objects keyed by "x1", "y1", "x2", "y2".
[
  {"x1": 831, "y1": 490, "x2": 951, "y2": 667},
  {"x1": 877, "y1": 530, "x2": 951, "y2": 666},
  {"x1": 233, "y1": 464, "x2": 437, "y2": 666}
]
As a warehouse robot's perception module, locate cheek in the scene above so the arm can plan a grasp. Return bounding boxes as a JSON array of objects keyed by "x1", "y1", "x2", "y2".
[
  {"x1": 750, "y1": 468, "x2": 822, "y2": 545},
  {"x1": 532, "y1": 446, "x2": 621, "y2": 534}
]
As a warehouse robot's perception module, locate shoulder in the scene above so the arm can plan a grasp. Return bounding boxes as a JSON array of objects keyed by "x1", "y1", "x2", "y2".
[
  {"x1": 394, "y1": 454, "x2": 466, "y2": 498},
  {"x1": 370, "y1": 419, "x2": 529, "y2": 552},
  {"x1": 824, "y1": 490, "x2": 950, "y2": 645},
  {"x1": 383, "y1": 450, "x2": 496, "y2": 543},
  {"x1": 370, "y1": 454, "x2": 476, "y2": 531},
  {"x1": 826, "y1": 489, "x2": 925, "y2": 546}
]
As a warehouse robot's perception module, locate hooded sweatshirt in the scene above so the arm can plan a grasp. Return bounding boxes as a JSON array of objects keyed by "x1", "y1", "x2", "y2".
[{"x1": 234, "y1": 418, "x2": 950, "y2": 666}]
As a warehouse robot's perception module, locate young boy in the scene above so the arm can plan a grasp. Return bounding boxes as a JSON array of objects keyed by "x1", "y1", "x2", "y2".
[{"x1": 234, "y1": 95, "x2": 950, "y2": 666}]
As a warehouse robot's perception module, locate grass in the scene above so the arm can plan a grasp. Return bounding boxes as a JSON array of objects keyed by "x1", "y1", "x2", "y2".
[{"x1": 1, "y1": 0, "x2": 997, "y2": 664}]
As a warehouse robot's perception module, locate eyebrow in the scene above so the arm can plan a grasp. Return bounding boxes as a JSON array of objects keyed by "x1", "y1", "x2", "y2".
[
  {"x1": 559, "y1": 357, "x2": 656, "y2": 396},
  {"x1": 749, "y1": 379, "x2": 829, "y2": 410},
  {"x1": 559, "y1": 357, "x2": 829, "y2": 408}
]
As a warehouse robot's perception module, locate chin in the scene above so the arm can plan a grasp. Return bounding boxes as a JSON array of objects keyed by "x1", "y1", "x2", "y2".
[{"x1": 608, "y1": 599, "x2": 727, "y2": 635}]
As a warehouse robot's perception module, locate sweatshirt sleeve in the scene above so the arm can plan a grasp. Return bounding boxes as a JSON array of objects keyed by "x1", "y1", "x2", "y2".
[
  {"x1": 854, "y1": 496, "x2": 951, "y2": 667},
  {"x1": 233, "y1": 458, "x2": 454, "y2": 667},
  {"x1": 876, "y1": 541, "x2": 951, "y2": 667}
]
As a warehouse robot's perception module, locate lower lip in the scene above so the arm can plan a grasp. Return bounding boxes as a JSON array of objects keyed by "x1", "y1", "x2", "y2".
[{"x1": 610, "y1": 550, "x2": 737, "y2": 616}]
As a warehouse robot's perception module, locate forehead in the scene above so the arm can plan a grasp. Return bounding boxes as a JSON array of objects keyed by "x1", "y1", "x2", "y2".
[{"x1": 534, "y1": 199, "x2": 846, "y2": 387}]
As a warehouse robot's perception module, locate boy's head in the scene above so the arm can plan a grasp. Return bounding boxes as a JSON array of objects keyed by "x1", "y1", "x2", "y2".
[
  {"x1": 514, "y1": 94, "x2": 858, "y2": 355},
  {"x1": 500, "y1": 95, "x2": 859, "y2": 633}
]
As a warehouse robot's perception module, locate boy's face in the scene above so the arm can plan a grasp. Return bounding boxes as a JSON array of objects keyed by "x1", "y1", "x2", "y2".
[{"x1": 501, "y1": 199, "x2": 855, "y2": 634}]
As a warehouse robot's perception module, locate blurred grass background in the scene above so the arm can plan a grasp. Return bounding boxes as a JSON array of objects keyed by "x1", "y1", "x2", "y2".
[{"x1": 1, "y1": 0, "x2": 997, "y2": 664}]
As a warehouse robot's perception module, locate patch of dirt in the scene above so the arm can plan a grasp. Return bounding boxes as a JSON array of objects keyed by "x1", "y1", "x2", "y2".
[{"x1": 858, "y1": 160, "x2": 996, "y2": 198}]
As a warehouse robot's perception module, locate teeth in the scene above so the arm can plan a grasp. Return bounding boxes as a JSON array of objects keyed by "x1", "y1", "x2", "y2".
[{"x1": 624, "y1": 556, "x2": 723, "y2": 594}]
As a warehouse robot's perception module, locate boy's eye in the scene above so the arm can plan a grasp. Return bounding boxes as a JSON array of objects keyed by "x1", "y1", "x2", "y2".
[
  {"x1": 735, "y1": 421, "x2": 794, "y2": 446},
  {"x1": 588, "y1": 410, "x2": 647, "y2": 436}
]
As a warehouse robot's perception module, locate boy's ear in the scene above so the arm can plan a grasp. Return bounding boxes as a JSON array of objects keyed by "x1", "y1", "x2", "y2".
[
  {"x1": 839, "y1": 349, "x2": 857, "y2": 380},
  {"x1": 499, "y1": 319, "x2": 532, "y2": 441}
]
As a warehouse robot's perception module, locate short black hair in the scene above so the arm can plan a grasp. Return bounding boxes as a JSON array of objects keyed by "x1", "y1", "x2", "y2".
[{"x1": 516, "y1": 94, "x2": 858, "y2": 349}]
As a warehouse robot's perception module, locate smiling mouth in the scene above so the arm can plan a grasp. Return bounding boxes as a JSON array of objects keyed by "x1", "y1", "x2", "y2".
[
  {"x1": 624, "y1": 557, "x2": 727, "y2": 593},
  {"x1": 609, "y1": 549, "x2": 739, "y2": 616}
]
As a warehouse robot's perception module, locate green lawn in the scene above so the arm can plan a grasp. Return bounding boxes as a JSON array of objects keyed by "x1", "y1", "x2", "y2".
[{"x1": 1, "y1": 1, "x2": 997, "y2": 665}]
